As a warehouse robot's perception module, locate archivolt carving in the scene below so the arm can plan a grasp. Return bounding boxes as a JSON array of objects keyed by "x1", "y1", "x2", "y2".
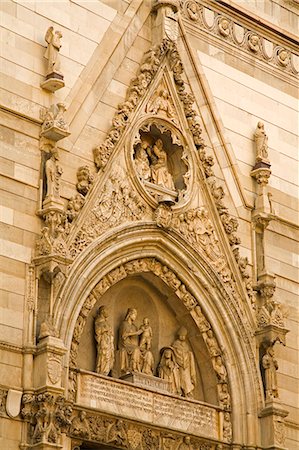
[
  {"x1": 69, "y1": 257, "x2": 231, "y2": 415},
  {"x1": 181, "y1": 1, "x2": 298, "y2": 76}
]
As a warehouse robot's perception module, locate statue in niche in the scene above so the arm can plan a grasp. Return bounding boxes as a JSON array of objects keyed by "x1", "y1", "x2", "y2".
[
  {"x1": 205, "y1": 329, "x2": 220, "y2": 357},
  {"x1": 171, "y1": 327, "x2": 196, "y2": 397},
  {"x1": 118, "y1": 308, "x2": 154, "y2": 375},
  {"x1": 44, "y1": 26, "x2": 63, "y2": 76},
  {"x1": 214, "y1": 355, "x2": 227, "y2": 383},
  {"x1": 158, "y1": 347, "x2": 181, "y2": 395},
  {"x1": 139, "y1": 317, "x2": 153, "y2": 350},
  {"x1": 94, "y1": 306, "x2": 114, "y2": 376},
  {"x1": 262, "y1": 346, "x2": 278, "y2": 399},
  {"x1": 134, "y1": 142, "x2": 151, "y2": 181},
  {"x1": 254, "y1": 121, "x2": 269, "y2": 162},
  {"x1": 45, "y1": 148, "x2": 63, "y2": 200},
  {"x1": 148, "y1": 139, "x2": 175, "y2": 191}
]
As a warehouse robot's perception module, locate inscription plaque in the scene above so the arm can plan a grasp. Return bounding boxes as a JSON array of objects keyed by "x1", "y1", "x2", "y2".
[{"x1": 77, "y1": 371, "x2": 219, "y2": 439}]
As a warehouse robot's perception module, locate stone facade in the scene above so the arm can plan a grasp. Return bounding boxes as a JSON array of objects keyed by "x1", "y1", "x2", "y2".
[{"x1": 0, "y1": 1, "x2": 298, "y2": 449}]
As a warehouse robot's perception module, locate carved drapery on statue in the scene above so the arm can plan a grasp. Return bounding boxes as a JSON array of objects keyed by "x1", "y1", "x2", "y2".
[
  {"x1": 132, "y1": 122, "x2": 189, "y2": 205},
  {"x1": 69, "y1": 257, "x2": 232, "y2": 423},
  {"x1": 118, "y1": 307, "x2": 155, "y2": 376}
]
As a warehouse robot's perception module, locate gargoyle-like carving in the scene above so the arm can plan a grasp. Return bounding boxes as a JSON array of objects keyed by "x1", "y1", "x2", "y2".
[
  {"x1": 186, "y1": 1, "x2": 200, "y2": 22},
  {"x1": 182, "y1": 4, "x2": 298, "y2": 76},
  {"x1": 248, "y1": 34, "x2": 260, "y2": 53},
  {"x1": 0, "y1": 389, "x2": 8, "y2": 417},
  {"x1": 218, "y1": 17, "x2": 230, "y2": 37},
  {"x1": 76, "y1": 165, "x2": 94, "y2": 196}
]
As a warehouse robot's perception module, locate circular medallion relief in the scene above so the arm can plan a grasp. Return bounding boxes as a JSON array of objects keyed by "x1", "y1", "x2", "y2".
[{"x1": 129, "y1": 120, "x2": 191, "y2": 208}]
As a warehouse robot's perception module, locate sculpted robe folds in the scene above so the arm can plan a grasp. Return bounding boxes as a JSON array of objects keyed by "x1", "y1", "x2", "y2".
[
  {"x1": 172, "y1": 338, "x2": 196, "y2": 397},
  {"x1": 118, "y1": 318, "x2": 141, "y2": 373}
]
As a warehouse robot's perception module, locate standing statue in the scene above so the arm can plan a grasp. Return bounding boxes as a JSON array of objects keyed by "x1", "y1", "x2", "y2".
[
  {"x1": 134, "y1": 144, "x2": 151, "y2": 181},
  {"x1": 45, "y1": 148, "x2": 63, "y2": 200},
  {"x1": 158, "y1": 347, "x2": 181, "y2": 395},
  {"x1": 94, "y1": 306, "x2": 114, "y2": 376},
  {"x1": 254, "y1": 121, "x2": 269, "y2": 162},
  {"x1": 149, "y1": 139, "x2": 175, "y2": 191},
  {"x1": 139, "y1": 317, "x2": 153, "y2": 350},
  {"x1": 44, "y1": 26, "x2": 63, "y2": 76},
  {"x1": 171, "y1": 327, "x2": 196, "y2": 397},
  {"x1": 262, "y1": 346, "x2": 278, "y2": 400}
]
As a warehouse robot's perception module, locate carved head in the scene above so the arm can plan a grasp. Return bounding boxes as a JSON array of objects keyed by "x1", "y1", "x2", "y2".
[
  {"x1": 125, "y1": 308, "x2": 137, "y2": 322},
  {"x1": 98, "y1": 305, "x2": 108, "y2": 319},
  {"x1": 177, "y1": 326, "x2": 188, "y2": 340}
]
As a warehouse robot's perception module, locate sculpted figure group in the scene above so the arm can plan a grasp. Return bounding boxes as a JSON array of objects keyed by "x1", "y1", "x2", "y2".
[
  {"x1": 95, "y1": 307, "x2": 196, "y2": 397},
  {"x1": 134, "y1": 138, "x2": 176, "y2": 191}
]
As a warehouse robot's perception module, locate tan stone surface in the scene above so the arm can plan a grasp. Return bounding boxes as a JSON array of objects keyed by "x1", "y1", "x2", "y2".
[{"x1": 0, "y1": 0, "x2": 298, "y2": 448}]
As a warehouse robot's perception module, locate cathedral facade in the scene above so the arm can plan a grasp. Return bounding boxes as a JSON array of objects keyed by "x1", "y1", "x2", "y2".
[{"x1": 0, "y1": 1, "x2": 298, "y2": 449}]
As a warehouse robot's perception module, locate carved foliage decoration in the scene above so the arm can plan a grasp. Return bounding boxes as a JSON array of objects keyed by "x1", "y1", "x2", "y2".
[
  {"x1": 69, "y1": 257, "x2": 231, "y2": 419},
  {"x1": 68, "y1": 166, "x2": 150, "y2": 257},
  {"x1": 92, "y1": 38, "x2": 205, "y2": 172},
  {"x1": 69, "y1": 408, "x2": 213, "y2": 450},
  {"x1": 21, "y1": 393, "x2": 72, "y2": 446},
  {"x1": 0, "y1": 388, "x2": 8, "y2": 417}
]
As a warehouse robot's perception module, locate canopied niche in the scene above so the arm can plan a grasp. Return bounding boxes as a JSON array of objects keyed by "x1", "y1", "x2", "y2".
[{"x1": 131, "y1": 122, "x2": 189, "y2": 204}]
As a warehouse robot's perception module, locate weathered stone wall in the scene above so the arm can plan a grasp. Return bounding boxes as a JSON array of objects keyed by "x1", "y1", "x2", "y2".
[{"x1": 0, "y1": 1, "x2": 298, "y2": 449}]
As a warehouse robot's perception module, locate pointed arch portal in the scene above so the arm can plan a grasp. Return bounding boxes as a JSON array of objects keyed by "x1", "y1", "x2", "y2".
[{"x1": 54, "y1": 223, "x2": 261, "y2": 448}]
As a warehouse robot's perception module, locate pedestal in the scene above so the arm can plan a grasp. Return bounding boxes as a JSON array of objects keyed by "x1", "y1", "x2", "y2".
[
  {"x1": 120, "y1": 372, "x2": 171, "y2": 393},
  {"x1": 259, "y1": 400, "x2": 289, "y2": 450},
  {"x1": 41, "y1": 73, "x2": 65, "y2": 92}
]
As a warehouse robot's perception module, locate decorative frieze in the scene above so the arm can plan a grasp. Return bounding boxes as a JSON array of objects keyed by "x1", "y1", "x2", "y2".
[
  {"x1": 70, "y1": 405, "x2": 215, "y2": 449},
  {"x1": 180, "y1": 1, "x2": 298, "y2": 77}
]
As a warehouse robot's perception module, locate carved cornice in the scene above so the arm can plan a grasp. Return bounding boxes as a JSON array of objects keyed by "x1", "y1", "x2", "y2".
[{"x1": 180, "y1": 0, "x2": 298, "y2": 81}]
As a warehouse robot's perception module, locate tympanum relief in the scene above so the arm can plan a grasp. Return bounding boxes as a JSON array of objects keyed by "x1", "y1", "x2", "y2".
[
  {"x1": 94, "y1": 305, "x2": 197, "y2": 398},
  {"x1": 133, "y1": 124, "x2": 189, "y2": 204},
  {"x1": 71, "y1": 260, "x2": 231, "y2": 414}
]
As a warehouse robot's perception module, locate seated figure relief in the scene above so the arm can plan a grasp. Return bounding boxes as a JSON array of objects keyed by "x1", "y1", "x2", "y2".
[
  {"x1": 118, "y1": 308, "x2": 155, "y2": 376},
  {"x1": 134, "y1": 137, "x2": 176, "y2": 192},
  {"x1": 94, "y1": 307, "x2": 197, "y2": 398}
]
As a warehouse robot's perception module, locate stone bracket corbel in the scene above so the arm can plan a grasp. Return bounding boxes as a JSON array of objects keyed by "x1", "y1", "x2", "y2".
[
  {"x1": 255, "y1": 324, "x2": 289, "y2": 348},
  {"x1": 33, "y1": 254, "x2": 72, "y2": 283},
  {"x1": 259, "y1": 400, "x2": 289, "y2": 450}
]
